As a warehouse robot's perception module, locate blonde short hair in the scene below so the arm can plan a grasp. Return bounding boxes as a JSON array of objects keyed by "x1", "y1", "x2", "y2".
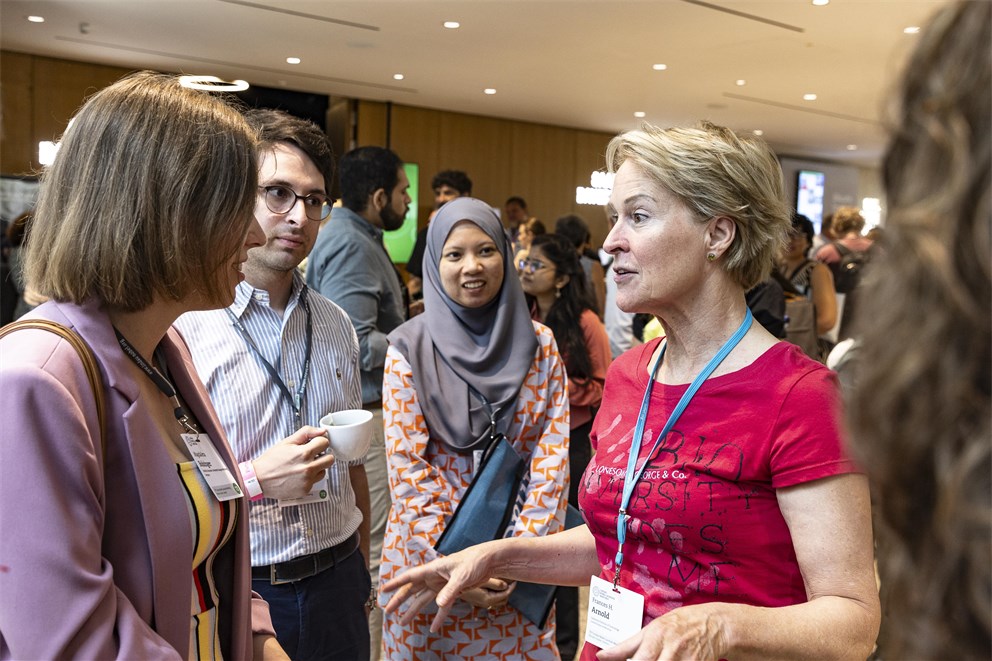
[
  {"x1": 26, "y1": 71, "x2": 258, "y2": 311},
  {"x1": 606, "y1": 121, "x2": 788, "y2": 289}
]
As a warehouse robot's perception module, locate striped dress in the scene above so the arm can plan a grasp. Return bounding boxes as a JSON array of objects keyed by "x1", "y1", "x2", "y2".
[
  {"x1": 379, "y1": 322, "x2": 570, "y2": 660},
  {"x1": 176, "y1": 461, "x2": 238, "y2": 661}
]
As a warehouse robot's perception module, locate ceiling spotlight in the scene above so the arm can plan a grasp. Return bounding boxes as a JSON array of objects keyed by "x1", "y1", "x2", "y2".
[
  {"x1": 393, "y1": 73, "x2": 404, "y2": 80},
  {"x1": 286, "y1": 57, "x2": 301, "y2": 64},
  {"x1": 633, "y1": 111, "x2": 646, "y2": 118},
  {"x1": 803, "y1": 93, "x2": 817, "y2": 101},
  {"x1": 736, "y1": 79, "x2": 746, "y2": 86},
  {"x1": 652, "y1": 64, "x2": 667, "y2": 71},
  {"x1": 484, "y1": 88, "x2": 496, "y2": 95},
  {"x1": 178, "y1": 75, "x2": 249, "y2": 92},
  {"x1": 443, "y1": 21, "x2": 460, "y2": 29},
  {"x1": 27, "y1": 15, "x2": 45, "y2": 23},
  {"x1": 753, "y1": 129, "x2": 764, "y2": 136},
  {"x1": 846, "y1": 144, "x2": 858, "y2": 150},
  {"x1": 811, "y1": 0, "x2": 829, "y2": 6},
  {"x1": 904, "y1": 26, "x2": 920, "y2": 34}
]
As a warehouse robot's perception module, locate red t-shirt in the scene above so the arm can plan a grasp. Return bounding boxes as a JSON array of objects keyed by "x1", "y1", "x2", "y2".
[{"x1": 577, "y1": 339, "x2": 857, "y2": 658}]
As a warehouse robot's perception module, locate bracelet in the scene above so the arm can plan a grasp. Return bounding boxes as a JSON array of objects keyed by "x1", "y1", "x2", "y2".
[{"x1": 239, "y1": 461, "x2": 264, "y2": 501}]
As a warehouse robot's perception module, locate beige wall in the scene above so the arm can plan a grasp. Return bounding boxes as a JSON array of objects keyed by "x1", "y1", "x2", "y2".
[{"x1": 1, "y1": 51, "x2": 616, "y2": 244}]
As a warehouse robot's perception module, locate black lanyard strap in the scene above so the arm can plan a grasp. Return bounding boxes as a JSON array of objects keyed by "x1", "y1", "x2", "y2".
[
  {"x1": 115, "y1": 328, "x2": 199, "y2": 434},
  {"x1": 225, "y1": 286, "x2": 313, "y2": 429}
]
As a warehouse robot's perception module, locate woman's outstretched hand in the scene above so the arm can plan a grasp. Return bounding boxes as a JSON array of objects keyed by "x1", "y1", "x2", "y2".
[{"x1": 381, "y1": 542, "x2": 503, "y2": 631}]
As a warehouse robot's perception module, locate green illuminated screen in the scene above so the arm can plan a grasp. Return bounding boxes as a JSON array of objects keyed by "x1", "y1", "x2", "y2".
[{"x1": 383, "y1": 162, "x2": 418, "y2": 264}]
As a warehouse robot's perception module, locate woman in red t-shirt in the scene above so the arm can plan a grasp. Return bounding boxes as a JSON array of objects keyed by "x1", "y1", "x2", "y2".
[{"x1": 382, "y1": 122, "x2": 880, "y2": 661}]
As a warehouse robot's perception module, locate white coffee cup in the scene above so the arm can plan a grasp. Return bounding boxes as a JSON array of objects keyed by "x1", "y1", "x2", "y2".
[{"x1": 318, "y1": 409, "x2": 374, "y2": 462}]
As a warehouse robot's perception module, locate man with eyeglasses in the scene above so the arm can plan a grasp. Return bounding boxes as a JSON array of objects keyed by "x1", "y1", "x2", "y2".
[
  {"x1": 306, "y1": 144, "x2": 411, "y2": 661},
  {"x1": 177, "y1": 109, "x2": 372, "y2": 661}
]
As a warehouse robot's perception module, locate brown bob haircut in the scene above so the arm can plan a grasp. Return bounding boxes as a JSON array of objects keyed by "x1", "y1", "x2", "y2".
[{"x1": 26, "y1": 71, "x2": 259, "y2": 312}]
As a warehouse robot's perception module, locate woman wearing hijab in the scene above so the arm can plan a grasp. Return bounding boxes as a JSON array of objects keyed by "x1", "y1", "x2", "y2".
[{"x1": 378, "y1": 197, "x2": 569, "y2": 659}]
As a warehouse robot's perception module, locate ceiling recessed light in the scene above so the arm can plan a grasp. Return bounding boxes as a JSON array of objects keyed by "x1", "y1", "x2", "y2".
[
  {"x1": 803, "y1": 93, "x2": 817, "y2": 101},
  {"x1": 178, "y1": 76, "x2": 249, "y2": 92},
  {"x1": 753, "y1": 129, "x2": 764, "y2": 136},
  {"x1": 633, "y1": 111, "x2": 646, "y2": 118},
  {"x1": 812, "y1": 0, "x2": 829, "y2": 6},
  {"x1": 443, "y1": 21, "x2": 460, "y2": 29},
  {"x1": 846, "y1": 144, "x2": 858, "y2": 151},
  {"x1": 652, "y1": 64, "x2": 667, "y2": 71},
  {"x1": 393, "y1": 73, "x2": 404, "y2": 80},
  {"x1": 286, "y1": 57, "x2": 301, "y2": 64},
  {"x1": 27, "y1": 15, "x2": 45, "y2": 23},
  {"x1": 736, "y1": 79, "x2": 746, "y2": 86},
  {"x1": 484, "y1": 88, "x2": 496, "y2": 95},
  {"x1": 904, "y1": 26, "x2": 920, "y2": 34}
]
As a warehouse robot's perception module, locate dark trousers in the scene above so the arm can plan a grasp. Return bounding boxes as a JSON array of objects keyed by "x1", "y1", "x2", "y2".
[
  {"x1": 252, "y1": 546, "x2": 371, "y2": 661},
  {"x1": 556, "y1": 419, "x2": 593, "y2": 660}
]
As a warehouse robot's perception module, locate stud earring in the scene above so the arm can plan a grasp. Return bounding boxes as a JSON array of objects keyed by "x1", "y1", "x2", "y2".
[{"x1": 707, "y1": 252, "x2": 717, "y2": 262}]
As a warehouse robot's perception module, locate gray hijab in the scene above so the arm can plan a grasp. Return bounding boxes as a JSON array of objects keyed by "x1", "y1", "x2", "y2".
[{"x1": 388, "y1": 197, "x2": 538, "y2": 452}]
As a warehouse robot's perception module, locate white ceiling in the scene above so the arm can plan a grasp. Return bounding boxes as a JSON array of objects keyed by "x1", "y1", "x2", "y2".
[{"x1": 1, "y1": 0, "x2": 949, "y2": 167}]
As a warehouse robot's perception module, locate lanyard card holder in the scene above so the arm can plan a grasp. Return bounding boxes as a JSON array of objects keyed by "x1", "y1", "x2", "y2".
[{"x1": 435, "y1": 432, "x2": 525, "y2": 556}]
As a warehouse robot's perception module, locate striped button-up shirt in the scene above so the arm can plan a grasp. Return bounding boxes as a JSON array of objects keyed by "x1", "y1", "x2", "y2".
[{"x1": 176, "y1": 273, "x2": 363, "y2": 565}]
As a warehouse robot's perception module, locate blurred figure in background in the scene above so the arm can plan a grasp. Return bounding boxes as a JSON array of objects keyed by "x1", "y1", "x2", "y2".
[
  {"x1": 780, "y1": 212, "x2": 837, "y2": 336},
  {"x1": 848, "y1": 1, "x2": 990, "y2": 658},
  {"x1": 555, "y1": 214, "x2": 607, "y2": 317},
  {"x1": 514, "y1": 217, "x2": 546, "y2": 273},
  {"x1": 503, "y1": 195, "x2": 529, "y2": 240}
]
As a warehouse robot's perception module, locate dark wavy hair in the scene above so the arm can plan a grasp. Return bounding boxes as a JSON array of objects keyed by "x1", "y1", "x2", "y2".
[
  {"x1": 849, "y1": 2, "x2": 991, "y2": 658},
  {"x1": 431, "y1": 169, "x2": 472, "y2": 196},
  {"x1": 528, "y1": 233, "x2": 596, "y2": 381}
]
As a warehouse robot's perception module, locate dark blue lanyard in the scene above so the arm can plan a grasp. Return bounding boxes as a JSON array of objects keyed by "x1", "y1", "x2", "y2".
[
  {"x1": 114, "y1": 329, "x2": 199, "y2": 434},
  {"x1": 226, "y1": 286, "x2": 313, "y2": 429},
  {"x1": 612, "y1": 308, "x2": 753, "y2": 589}
]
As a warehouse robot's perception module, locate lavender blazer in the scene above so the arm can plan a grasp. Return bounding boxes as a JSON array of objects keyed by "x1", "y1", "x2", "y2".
[{"x1": 0, "y1": 299, "x2": 274, "y2": 659}]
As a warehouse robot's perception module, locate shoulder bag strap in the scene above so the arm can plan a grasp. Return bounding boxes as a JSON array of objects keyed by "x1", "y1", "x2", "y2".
[{"x1": 0, "y1": 319, "x2": 107, "y2": 459}]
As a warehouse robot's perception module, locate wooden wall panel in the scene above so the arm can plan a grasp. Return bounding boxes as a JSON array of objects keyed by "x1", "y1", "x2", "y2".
[
  {"x1": 0, "y1": 52, "x2": 35, "y2": 175},
  {"x1": 509, "y1": 122, "x2": 577, "y2": 227},
  {"x1": 437, "y1": 111, "x2": 513, "y2": 213},
  {"x1": 389, "y1": 106, "x2": 441, "y2": 225},
  {"x1": 356, "y1": 99, "x2": 388, "y2": 148}
]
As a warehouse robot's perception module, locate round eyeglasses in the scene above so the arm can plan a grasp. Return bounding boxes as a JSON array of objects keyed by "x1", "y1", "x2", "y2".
[
  {"x1": 518, "y1": 258, "x2": 549, "y2": 273},
  {"x1": 258, "y1": 185, "x2": 331, "y2": 221}
]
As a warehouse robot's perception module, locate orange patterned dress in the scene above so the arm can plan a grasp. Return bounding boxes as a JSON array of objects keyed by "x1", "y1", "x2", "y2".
[{"x1": 379, "y1": 322, "x2": 570, "y2": 660}]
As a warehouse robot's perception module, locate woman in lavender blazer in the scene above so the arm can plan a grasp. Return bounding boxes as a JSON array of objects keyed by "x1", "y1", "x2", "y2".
[{"x1": 0, "y1": 72, "x2": 283, "y2": 659}]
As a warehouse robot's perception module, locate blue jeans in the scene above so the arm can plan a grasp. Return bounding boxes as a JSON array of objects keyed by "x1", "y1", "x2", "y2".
[{"x1": 252, "y1": 547, "x2": 371, "y2": 661}]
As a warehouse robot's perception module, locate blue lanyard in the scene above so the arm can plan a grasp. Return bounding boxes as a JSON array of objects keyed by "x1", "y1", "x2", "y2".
[
  {"x1": 612, "y1": 308, "x2": 753, "y2": 589},
  {"x1": 225, "y1": 286, "x2": 313, "y2": 430}
]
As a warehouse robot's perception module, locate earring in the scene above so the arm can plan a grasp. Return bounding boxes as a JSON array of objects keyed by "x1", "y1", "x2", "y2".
[
  {"x1": 555, "y1": 288, "x2": 562, "y2": 299},
  {"x1": 707, "y1": 252, "x2": 717, "y2": 262}
]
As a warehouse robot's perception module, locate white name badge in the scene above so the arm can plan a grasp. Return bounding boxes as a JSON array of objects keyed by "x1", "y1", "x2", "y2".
[
  {"x1": 585, "y1": 575, "x2": 645, "y2": 650},
  {"x1": 278, "y1": 475, "x2": 330, "y2": 508},
  {"x1": 181, "y1": 433, "x2": 243, "y2": 502}
]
